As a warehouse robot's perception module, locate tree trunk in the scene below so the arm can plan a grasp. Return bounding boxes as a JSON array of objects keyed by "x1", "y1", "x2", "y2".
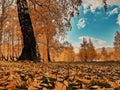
[
  {"x1": 46, "y1": 35, "x2": 51, "y2": 62},
  {"x1": 17, "y1": 0, "x2": 40, "y2": 61},
  {"x1": 0, "y1": 0, "x2": 6, "y2": 60}
]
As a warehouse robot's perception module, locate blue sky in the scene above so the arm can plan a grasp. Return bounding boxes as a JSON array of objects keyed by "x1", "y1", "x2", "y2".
[{"x1": 67, "y1": 0, "x2": 120, "y2": 52}]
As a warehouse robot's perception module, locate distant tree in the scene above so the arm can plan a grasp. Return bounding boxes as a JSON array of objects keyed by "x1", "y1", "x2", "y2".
[
  {"x1": 0, "y1": 0, "x2": 14, "y2": 60},
  {"x1": 101, "y1": 47, "x2": 108, "y2": 61},
  {"x1": 114, "y1": 31, "x2": 120, "y2": 60},
  {"x1": 79, "y1": 38, "x2": 88, "y2": 62},
  {"x1": 3, "y1": 7, "x2": 22, "y2": 61},
  {"x1": 58, "y1": 41, "x2": 75, "y2": 62},
  {"x1": 79, "y1": 38, "x2": 97, "y2": 62},
  {"x1": 88, "y1": 39, "x2": 97, "y2": 61},
  {"x1": 0, "y1": 0, "x2": 7, "y2": 60},
  {"x1": 107, "y1": 51, "x2": 114, "y2": 61}
]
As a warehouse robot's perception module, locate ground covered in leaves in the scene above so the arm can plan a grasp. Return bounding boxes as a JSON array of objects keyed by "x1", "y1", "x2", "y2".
[{"x1": 0, "y1": 61, "x2": 120, "y2": 90}]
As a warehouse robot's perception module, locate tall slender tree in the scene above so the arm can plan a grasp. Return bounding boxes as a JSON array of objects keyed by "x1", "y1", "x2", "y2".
[
  {"x1": 88, "y1": 39, "x2": 97, "y2": 61},
  {"x1": 0, "y1": 0, "x2": 6, "y2": 60},
  {"x1": 0, "y1": 0, "x2": 14, "y2": 60},
  {"x1": 79, "y1": 38, "x2": 88, "y2": 62},
  {"x1": 79, "y1": 38, "x2": 97, "y2": 62},
  {"x1": 101, "y1": 47, "x2": 108, "y2": 61},
  {"x1": 114, "y1": 31, "x2": 120, "y2": 60}
]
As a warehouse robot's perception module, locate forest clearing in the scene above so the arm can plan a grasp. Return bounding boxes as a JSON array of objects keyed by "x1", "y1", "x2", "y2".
[{"x1": 0, "y1": 61, "x2": 120, "y2": 90}]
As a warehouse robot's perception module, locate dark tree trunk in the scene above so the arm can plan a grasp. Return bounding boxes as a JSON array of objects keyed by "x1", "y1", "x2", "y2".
[
  {"x1": 17, "y1": 0, "x2": 40, "y2": 61},
  {"x1": 46, "y1": 35, "x2": 51, "y2": 62}
]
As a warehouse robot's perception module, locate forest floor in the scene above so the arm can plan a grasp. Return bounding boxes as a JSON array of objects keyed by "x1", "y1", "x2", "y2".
[{"x1": 0, "y1": 61, "x2": 120, "y2": 90}]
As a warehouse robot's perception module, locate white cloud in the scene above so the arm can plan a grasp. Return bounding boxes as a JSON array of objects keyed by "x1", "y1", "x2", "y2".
[
  {"x1": 107, "y1": 0, "x2": 120, "y2": 6},
  {"x1": 82, "y1": 0, "x2": 104, "y2": 13},
  {"x1": 82, "y1": 0, "x2": 120, "y2": 14},
  {"x1": 79, "y1": 36, "x2": 110, "y2": 48},
  {"x1": 77, "y1": 18, "x2": 86, "y2": 29},
  {"x1": 117, "y1": 14, "x2": 120, "y2": 26},
  {"x1": 107, "y1": 8, "x2": 118, "y2": 16}
]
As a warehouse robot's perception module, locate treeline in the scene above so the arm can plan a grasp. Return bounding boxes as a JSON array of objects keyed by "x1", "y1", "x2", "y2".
[
  {"x1": 77, "y1": 31, "x2": 120, "y2": 62},
  {"x1": 53, "y1": 31, "x2": 120, "y2": 62}
]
